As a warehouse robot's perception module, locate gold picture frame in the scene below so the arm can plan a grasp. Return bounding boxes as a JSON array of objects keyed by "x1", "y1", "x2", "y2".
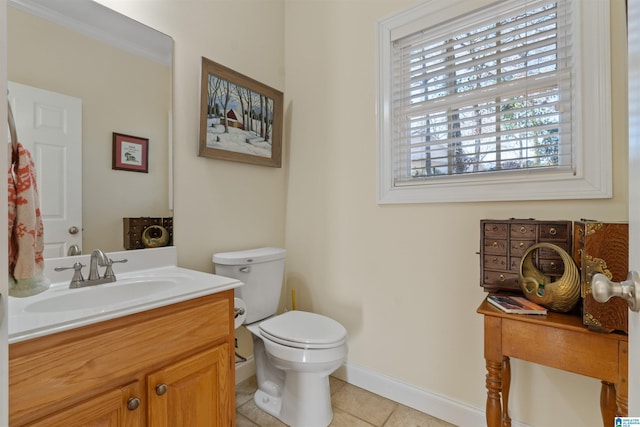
[{"x1": 199, "y1": 57, "x2": 283, "y2": 167}]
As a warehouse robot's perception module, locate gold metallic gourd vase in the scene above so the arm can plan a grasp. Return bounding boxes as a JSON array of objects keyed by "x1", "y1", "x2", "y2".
[{"x1": 518, "y1": 242, "x2": 580, "y2": 312}]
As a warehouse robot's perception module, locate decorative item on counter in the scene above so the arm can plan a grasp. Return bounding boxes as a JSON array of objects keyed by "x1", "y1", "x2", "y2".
[
  {"x1": 519, "y1": 242, "x2": 580, "y2": 312},
  {"x1": 123, "y1": 217, "x2": 173, "y2": 250},
  {"x1": 479, "y1": 219, "x2": 573, "y2": 293},
  {"x1": 141, "y1": 225, "x2": 169, "y2": 248}
]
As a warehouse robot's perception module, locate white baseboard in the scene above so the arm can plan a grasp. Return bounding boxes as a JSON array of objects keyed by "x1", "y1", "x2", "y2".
[
  {"x1": 235, "y1": 358, "x2": 531, "y2": 427},
  {"x1": 333, "y1": 363, "x2": 531, "y2": 427},
  {"x1": 235, "y1": 355, "x2": 256, "y2": 385}
]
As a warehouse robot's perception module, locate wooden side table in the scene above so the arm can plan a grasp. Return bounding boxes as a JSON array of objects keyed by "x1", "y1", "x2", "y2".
[{"x1": 478, "y1": 298, "x2": 628, "y2": 427}]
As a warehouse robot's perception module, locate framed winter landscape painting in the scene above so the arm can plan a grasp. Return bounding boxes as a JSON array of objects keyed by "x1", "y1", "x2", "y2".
[{"x1": 199, "y1": 57, "x2": 283, "y2": 167}]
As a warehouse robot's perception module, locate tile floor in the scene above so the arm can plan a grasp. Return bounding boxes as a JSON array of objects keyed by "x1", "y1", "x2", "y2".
[{"x1": 236, "y1": 375, "x2": 457, "y2": 427}]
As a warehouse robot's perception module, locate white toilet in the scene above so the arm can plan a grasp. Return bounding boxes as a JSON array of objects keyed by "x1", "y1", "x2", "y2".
[{"x1": 213, "y1": 247, "x2": 348, "y2": 427}]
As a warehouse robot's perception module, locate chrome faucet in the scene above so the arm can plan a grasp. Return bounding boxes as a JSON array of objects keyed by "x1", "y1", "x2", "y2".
[
  {"x1": 88, "y1": 249, "x2": 110, "y2": 281},
  {"x1": 55, "y1": 249, "x2": 128, "y2": 288}
]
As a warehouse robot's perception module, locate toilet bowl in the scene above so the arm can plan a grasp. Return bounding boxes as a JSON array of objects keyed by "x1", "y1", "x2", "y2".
[
  {"x1": 246, "y1": 311, "x2": 347, "y2": 427},
  {"x1": 212, "y1": 248, "x2": 348, "y2": 427}
]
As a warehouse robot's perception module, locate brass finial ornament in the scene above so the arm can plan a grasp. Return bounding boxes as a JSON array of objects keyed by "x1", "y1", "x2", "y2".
[{"x1": 519, "y1": 243, "x2": 581, "y2": 312}]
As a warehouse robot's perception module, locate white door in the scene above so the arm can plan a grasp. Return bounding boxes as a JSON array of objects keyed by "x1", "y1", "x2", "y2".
[
  {"x1": 8, "y1": 81, "x2": 82, "y2": 258},
  {"x1": 628, "y1": 0, "x2": 640, "y2": 415}
]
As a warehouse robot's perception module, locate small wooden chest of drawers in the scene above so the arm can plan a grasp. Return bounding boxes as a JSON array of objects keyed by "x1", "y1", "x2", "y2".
[{"x1": 480, "y1": 219, "x2": 573, "y2": 293}]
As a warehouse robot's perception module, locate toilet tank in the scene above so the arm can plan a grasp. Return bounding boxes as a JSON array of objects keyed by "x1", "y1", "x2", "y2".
[{"x1": 213, "y1": 247, "x2": 286, "y2": 324}]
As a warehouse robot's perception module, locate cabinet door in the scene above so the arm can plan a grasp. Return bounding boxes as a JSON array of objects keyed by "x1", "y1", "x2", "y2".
[
  {"x1": 148, "y1": 344, "x2": 231, "y2": 427},
  {"x1": 26, "y1": 382, "x2": 143, "y2": 427}
]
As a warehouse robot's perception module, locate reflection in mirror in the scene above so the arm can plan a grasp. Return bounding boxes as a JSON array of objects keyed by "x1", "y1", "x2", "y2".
[{"x1": 7, "y1": 0, "x2": 173, "y2": 257}]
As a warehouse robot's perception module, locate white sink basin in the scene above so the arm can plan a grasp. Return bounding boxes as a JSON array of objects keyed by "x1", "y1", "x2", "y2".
[
  {"x1": 9, "y1": 247, "x2": 243, "y2": 344},
  {"x1": 24, "y1": 279, "x2": 178, "y2": 313}
]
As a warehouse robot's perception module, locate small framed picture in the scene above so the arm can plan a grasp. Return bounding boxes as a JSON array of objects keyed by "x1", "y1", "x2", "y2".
[{"x1": 112, "y1": 132, "x2": 149, "y2": 173}]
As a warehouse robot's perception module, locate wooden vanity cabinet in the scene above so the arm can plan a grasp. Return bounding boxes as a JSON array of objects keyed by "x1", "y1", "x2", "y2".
[
  {"x1": 9, "y1": 290, "x2": 235, "y2": 427},
  {"x1": 25, "y1": 382, "x2": 144, "y2": 427}
]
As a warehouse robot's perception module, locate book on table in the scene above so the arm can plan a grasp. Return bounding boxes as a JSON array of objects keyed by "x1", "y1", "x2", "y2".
[{"x1": 487, "y1": 295, "x2": 548, "y2": 315}]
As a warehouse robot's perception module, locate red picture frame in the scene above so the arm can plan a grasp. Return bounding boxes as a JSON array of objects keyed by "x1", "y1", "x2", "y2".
[{"x1": 112, "y1": 132, "x2": 149, "y2": 173}]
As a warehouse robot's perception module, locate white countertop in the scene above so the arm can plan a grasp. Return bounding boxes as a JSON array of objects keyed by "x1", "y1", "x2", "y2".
[{"x1": 9, "y1": 247, "x2": 242, "y2": 344}]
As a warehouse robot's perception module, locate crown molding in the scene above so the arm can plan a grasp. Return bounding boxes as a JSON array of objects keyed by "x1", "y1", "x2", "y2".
[{"x1": 8, "y1": 0, "x2": 172, "y2": 67}]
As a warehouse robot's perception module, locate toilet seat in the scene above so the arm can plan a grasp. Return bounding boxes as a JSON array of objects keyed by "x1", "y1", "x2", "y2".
[{"x1": 259, "y1": 311, "x2": 347, "y2": 350}]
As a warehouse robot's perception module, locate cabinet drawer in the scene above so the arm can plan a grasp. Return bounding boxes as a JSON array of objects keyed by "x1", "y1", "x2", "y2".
[
  {"x1": 483, "y1": 239, "x2": 507, "y2": 255},
  {"x1": 510, "y1": 223, "x2": 536, "y2": 239},
  {"x1": 483, "y1": 255, "x2": 507, "y2": 271},
  {"x1": 537, "y1": 258, "x2": 565, "y2": 275},
  {"x1": 483, "y1": 270, "x2": 519, "y2": 291},
  {"x1": 538, "y1": 243, "x2": 569, "y2": 258},
  {"x1": 483, "y1": 222, "x2": 508, "y2": 238},
  {"x1": 540, "y1": 223, "x2": 569, "y2": 240},
  {"x1": 510, "y1": 240, "x2": 534, "y2": 256}
]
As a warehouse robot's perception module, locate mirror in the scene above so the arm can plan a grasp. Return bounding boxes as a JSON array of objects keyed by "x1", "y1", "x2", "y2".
[{"x1": 7, "y1": 0, "x2": 173, "y2": 257}]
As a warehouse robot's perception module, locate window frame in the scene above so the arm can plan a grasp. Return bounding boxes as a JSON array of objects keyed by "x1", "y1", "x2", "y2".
[{"x1": 376, "y1": 0, "x2": 612, "y2": 204}]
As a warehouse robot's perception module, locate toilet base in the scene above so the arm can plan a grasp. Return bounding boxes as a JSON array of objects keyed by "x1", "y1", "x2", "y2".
[
  {"x1": 254, "y1": 370, "x2": 333, "y2": 427},
  {"x1": 254, "y1": 388, "x2": 282, "y2": 419}
]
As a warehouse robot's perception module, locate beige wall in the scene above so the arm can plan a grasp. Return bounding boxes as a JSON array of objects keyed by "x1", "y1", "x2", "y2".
[
  {"x1": 7, "y1": 7, "x2": 172, "y2": 253},
  {"x1": 284, "y1": 1, "x2": 628, "y2": 426},
  {"x1": 93, "y1": 1, "x2": 626, "y2": 426},
  {"x1": 96, "y1": 0, "x2": 288, "y2": 359}
]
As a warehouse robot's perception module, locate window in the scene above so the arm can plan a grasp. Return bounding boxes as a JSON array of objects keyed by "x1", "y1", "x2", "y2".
[{"x1": 377, "y1": 0, "x2": 612, "y2": 203}]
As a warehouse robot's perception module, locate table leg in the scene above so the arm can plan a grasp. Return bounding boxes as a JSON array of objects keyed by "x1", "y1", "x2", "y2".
[
  {"x1": 486, "y1": 359, "x2": 502, "y2": 427},
  {"x1": 618, "y1": 341, "x2": 629, "y2": 417},
  {"x1": 601, "y1": 381, "x2": 616, "y2": 426},
  {"x1": 502, "y1": 357, "x2": 511, "y2": 427}
]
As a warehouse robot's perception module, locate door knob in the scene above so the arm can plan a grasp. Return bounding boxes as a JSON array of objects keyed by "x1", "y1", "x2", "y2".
[
  {"x1": 591, "y1": 271, "x2": 640, "y2": 312},
  {"x1": 69, "y1": 226, "x2": 79, "y2": 235}
]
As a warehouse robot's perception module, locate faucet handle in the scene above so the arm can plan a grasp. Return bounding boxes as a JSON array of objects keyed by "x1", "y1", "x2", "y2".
[
  {"x1": 54, "y1": 262, "x2": 85, "y2": 288},
  {"x1": 104, "y1": 258, "x2": 128, "y2": 279}
]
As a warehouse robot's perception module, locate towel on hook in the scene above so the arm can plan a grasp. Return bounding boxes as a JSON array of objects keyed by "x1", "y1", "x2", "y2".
[{"x1": 8, "y1": 142, "x2": 49, "y2": 297}]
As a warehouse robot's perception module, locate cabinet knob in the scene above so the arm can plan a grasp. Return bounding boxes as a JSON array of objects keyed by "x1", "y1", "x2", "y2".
[
  {"x1": 127, "y1": 397, "x2": 140, "y2": 411},
  {"x1": 155, "y1": 383, "x2": 168, "y2": 396}
]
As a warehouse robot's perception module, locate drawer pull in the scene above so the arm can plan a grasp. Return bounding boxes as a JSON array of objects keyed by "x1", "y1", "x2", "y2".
[
  {"x1": 492, "y1": 257, "x2": 499, "y2": 264},
  {"x1": 156, "y1": 383, "x2": 168, "y2": 396},
  {"x1": 519, "y1": 242, "x2": 525, "y2": 248},
  {"x1": 127, "y1": 397, "x2": 140, "y2": 411},
  {"x1": 492, "y1": 241, "x2": 499, "y2": 248},
  {"x1": 549, "y1": 262, "x2": 557, "y2": 269},
  {"x1": 549, "y1": 227, "x2": 557, "y2": 235},
  {"x1": 499, "y1": 274, "x2": 505, "y2": 281},
  {"x1": 519, "y1": 226, "x2": 527, "y2": 233}
]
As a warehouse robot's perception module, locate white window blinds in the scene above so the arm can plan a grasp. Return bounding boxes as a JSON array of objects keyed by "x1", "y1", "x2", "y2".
[{"x1": 391, "y1": 0, "x2": 573, "y2": 185}]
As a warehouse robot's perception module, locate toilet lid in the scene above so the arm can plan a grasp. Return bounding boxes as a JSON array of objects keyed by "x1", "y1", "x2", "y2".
[{"x1": 259, "y1": 311, "x2": 347, "y2": 349}]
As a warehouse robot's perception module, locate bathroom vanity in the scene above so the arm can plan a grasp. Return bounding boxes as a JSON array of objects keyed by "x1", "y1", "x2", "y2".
[{"x1": 8, "y1": 247, "x2": 240, "y2": 426}]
